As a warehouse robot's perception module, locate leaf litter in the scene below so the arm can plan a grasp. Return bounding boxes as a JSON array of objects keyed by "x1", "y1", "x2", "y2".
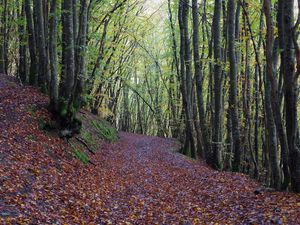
[{"x1": 0, "y1": 74, "x2": 300, "y2": 224}]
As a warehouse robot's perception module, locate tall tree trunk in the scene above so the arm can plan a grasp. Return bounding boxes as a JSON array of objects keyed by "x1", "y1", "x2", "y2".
[
  {"x1": 18, "y1": 1, "x2": 27, "y2": 83},
  {"x1": 24, "y1": 0, "x2": 38, "y2": 85},
  {"x1": 168, "y1": 0, "x2": 180, "y2": 82},
  {"x1": 227, "y1": 0, "x2": 241, "y2": 172},
  {"x1": 0, "y1": 0, "x2": 8, "y2": 74},
  {"x1": 49, "y1": 0, "x2": 58, "y2": 111},
  {"x1": 263, "y1": 0, "x2": 281, "y2": 190},
  {"x1": 59, "y1": 0, "x2": 76, "y2": 129},
  {"x1": 263, "y1": 0, "x2": 291, "y2": 190},
  {"x1": 0, "y1": 0, "x2": 6, "y2": 74},
  {"x1": 74, "y1": 0, "x2": 88, "y2": 110},
  {"x1": 73, "y1": 0, "x2": 78, "y2": 42},
  {"x1": 212, "y1": 0, "x2": 223, "y2": 169},
  {"x1": 192, "y1": 0, "x2": 210, "y2": 159},
  {"x1": 33, "y1": 0, "x2": 48, "y2": 92},
  {"x1": 280, "y1": 0, "x2": 300, "y2": 193},
  {"x1": 182, "y1": 0, "x2": 196, "y2": 158}
]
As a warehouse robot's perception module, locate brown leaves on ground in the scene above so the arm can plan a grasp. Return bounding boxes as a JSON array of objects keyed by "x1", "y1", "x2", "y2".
[{"x1": 0, "y1": 74, "x2": 300, "y2": 224}]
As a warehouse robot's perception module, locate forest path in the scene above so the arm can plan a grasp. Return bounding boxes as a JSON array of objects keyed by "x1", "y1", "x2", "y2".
[
  {"x1": 95, "y1": 132, "x2": 299, "y2": 224},
  {"x1": 0, "y1": 74, "x2": 300, "y2": 224}
]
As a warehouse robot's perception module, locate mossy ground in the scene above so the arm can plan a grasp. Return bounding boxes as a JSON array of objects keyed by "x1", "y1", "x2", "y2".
[{"x1": 69, "y1": 111, "x2": 119, "y2": 164}]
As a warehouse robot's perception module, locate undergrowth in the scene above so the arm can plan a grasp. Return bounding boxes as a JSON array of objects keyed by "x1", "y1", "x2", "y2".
[
  {"x1": 91, "y1": 120, "x2": 118, "y2": 142},
  {"x1": 81, "y1": 130, "x2": 97, "y2": 153},
  {"x1": 73, "y1": 149, "x2": 89, "y2": 164}
]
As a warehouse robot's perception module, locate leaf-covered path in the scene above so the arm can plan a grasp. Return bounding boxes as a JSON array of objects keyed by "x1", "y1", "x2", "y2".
[{"x1": 1, "y1": 74, "x2": 300, "y2": 224}]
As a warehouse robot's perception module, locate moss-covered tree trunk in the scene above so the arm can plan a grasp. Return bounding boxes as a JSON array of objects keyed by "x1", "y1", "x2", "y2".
[{"x1": 57, "y1": 0, "x2": 78, "y2": 133}]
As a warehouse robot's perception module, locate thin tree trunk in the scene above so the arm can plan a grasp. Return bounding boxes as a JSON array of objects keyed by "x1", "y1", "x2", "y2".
[
  {"x1": 182, "y1": 0, "x2": 196, "y2": 158},
  {"x1": 24, "y1": 0, "x2": 37, "y2": 85},
  {"x1": 192, "y1": 0, "x2": 210, "y2": 159},
  {"x1": 0, "y1": 0, "x2": 6, "y2": 74},
  {"x1": 33, "y1": 0, "x2": 48, "y2": 92},
  {"x1": 49, "y1": 0, "x2": 58, "y2": 111},
  {"x1": 18, "y1": 1, "x2": 27, "y2": 83}
]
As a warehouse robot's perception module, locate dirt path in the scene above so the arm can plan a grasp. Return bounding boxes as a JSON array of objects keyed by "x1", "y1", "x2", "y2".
[
  {"x1": 1, "y1": 74, "x2": 300, "y2": 224},
  {"x1": 91, "y1": 133, "x2": 300, "y2": 224}
]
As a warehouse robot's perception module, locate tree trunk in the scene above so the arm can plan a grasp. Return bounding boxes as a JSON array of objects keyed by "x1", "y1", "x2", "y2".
[
  {"x1": 0, "y1": 0, "x2": 6, "y2": 74},
  {"x1": 24, "y1": 0, "x2": 38, "y2": 85},
  {"x1": 18, "y1": 1, "x2": 27, "y2": 83},
  {"x1": 49, "y1": 0, "x2": 58, "y2": 111},
  {"x1": 227, "y1": 0, "x2": 241, "y2": 172},
  {"x1": 182, "y1": 0, "x2": 196, "y2": 158},
  {"x1": 263, "y1": 0, "x2": 281, "y2": 190},
  {"x1": 281, "y1": 0, "x2": 300, "y2": 193},
  {"x1": 59, "y1": 0, "x2": 76, "y2": 129},
  {"x1": 192, "y1": 0, "x2": 210, "y2": 160},
  {"x1": 33, "y1": 0, "x2": 48, "y2": 92},
  {"x1": 74, "y1": 0, "x2": 88, "y2": 110},
  {"x1": 212, "y1": 0, "x2": 223, "y2": 169}
]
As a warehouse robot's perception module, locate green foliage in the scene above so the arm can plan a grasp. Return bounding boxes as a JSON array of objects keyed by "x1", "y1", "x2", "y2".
[
  {"x1": 91, "y1": 120, "x2": 118, "y2": 142},
  {"x1": 73, "y1": 149, "x2": 89, "y2": 164},
  {"x1": 82, "y1": 94, "x2": 94, "y2": 106},
  {"x1": 81, "y1": 130, "x2": 97, "y2": 152},
  {"x1": 82, "y1": 130, "x2": 94, "y2": 145}
]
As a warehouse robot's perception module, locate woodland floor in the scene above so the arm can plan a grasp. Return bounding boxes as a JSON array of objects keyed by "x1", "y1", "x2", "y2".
[{"x1": 1, "y1": 74, "x2": 300, "y2": 224}]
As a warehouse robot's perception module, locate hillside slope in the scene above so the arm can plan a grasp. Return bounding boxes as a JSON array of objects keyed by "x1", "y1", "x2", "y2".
[{"x1": 1, "y1": 74, "x2": 300, "y2": 224}]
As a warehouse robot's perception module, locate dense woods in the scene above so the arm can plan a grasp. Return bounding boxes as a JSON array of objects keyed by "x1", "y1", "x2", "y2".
[{"x1": 1, "y1": 0, "x2": 300, "y2": 193}]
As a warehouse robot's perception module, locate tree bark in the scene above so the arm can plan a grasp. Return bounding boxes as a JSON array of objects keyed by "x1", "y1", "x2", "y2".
[
  {"x1": 18, "y1": 1, "x2": 27, "y2": 83},
  {"x1": 263, "y1": 0, "x2": 282, "y2": 190},
  {"x1": 179, "y1": 0, "x2": 196, "y2": 158},
  {"x1": 74, "y1": 0, "x2": 88, "y2": 110},
  {"x1": 59, "y1": 0, "x2": 76, "y2": 129},
  {"x1": 33, "y1": 0, "x2": 48, "y2": 92},
  {"x1": 212, "y1": 0, "x2": 223, "y2": 169},
  {"x1": 24, "y1": 0, "x2": 38, "y2": 85},
  {"x1": 49, "y1": 0, "x2": 58, "y2": 111},
  {"x1": 281, "y1": 0, "x2": 300, "y2": 193},
  {"x1": 0, "y1": 0, "x2": 6, "y2": 74},
  {"x1": 192, "y1": 0, "x2": 210, "y2": 159},
  {"x1": 227, "y1": 0, "x2": 241, "y2": 172}
]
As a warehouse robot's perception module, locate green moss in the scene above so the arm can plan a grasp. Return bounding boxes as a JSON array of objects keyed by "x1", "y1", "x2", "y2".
[
  {"x1": 91, "y1": 120, "x2": 118, "y2": 142},
  {"x1": 73, "y1": 149, "x2": 89, "y2": 164},
  {"x1": 81, "y1": 130, "x2": 97, "y2": 153},
  {"x1": 58, "y1": 98, "x2": 68, "y2": 118}
]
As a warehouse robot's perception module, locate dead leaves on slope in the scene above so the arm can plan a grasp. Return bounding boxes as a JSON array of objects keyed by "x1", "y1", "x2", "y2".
[{"x1": 0, "y1": 76, "x2": 300, "y2": 224}]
